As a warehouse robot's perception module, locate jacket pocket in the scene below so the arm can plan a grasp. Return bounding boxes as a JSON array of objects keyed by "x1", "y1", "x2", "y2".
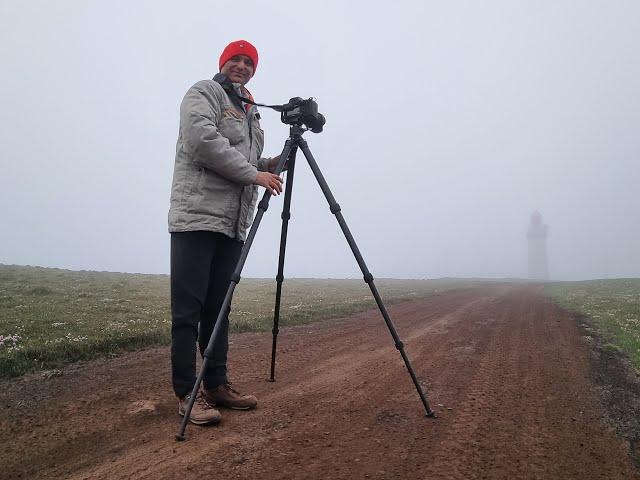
[
  {"x1": 185, "y1": 166, "x2": 206, "y2": 211},
  {"x1": 219, "y1": 111, "x2": 245, "y2": 145},
  {"x1": 190, "y1": 168, "x2": 240, "y2": 221},
  {"x1": 191, "y1": 167, "x2": 205, "y2": 196}
]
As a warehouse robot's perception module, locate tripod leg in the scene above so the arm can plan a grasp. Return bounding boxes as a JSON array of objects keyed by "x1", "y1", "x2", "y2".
[
  {"x1": 297, "y1": 138, "x2": 436, "y2": 418},
  {"x1": 175, "y1": 139, "x2": 297, "y2": 441},
  {"x1": 269, "y1": 148, "x2": 298, "y2": 382}
]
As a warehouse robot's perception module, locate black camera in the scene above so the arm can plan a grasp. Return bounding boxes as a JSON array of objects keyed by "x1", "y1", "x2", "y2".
[
  {"x1": 280, "y1": 97, "x2": 326, "y2": 133},
  {"x1": 213, "y1": 73, "x2": 326, "y2": 133}
]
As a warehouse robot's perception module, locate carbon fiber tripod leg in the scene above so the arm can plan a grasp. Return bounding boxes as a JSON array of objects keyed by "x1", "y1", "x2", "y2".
[
  {"x1": 269, "y1": 148, "x2": 298, "y2": 382},
  {"x1": 297, "y1": 138, "x2": 436, "y2": 418},
  {"x1": 175, "y1": 138, "x2": 296, "y2": 441}
]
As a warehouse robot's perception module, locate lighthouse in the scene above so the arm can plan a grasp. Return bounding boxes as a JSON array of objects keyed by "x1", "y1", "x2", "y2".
[{"x1": 527, "y1": 211, "x2": 549, "y2": 280}]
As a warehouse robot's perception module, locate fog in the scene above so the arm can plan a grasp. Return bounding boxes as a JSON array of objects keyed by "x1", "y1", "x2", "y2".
[{"x1": 1, "y1": 1, "x2": 638, "y2": 280}]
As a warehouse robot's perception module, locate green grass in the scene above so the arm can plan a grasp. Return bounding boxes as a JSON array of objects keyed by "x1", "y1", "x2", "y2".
[
  {"x1": 0, "y1": 264, "x2": 480, "y2": 378},
  {"x1": 545, "y1": 279, "x2": 640, "y2": 369}
]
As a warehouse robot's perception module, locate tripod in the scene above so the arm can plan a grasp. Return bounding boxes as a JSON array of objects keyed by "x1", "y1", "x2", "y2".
[{"x1": 176, "y1": 125, "x2": 435, "y2": 441}]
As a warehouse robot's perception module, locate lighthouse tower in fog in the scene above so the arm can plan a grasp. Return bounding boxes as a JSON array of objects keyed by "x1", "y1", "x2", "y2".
[{"x1": 527, "y1": 211, "x2": 549, "y2": 280}]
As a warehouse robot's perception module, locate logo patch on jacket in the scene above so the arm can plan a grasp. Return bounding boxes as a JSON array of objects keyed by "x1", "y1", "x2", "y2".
[{"x1": 222, "y1": 108, "x2": 244, "y2": 120}]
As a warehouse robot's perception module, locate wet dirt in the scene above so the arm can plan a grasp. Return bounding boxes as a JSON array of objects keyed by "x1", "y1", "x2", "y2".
[{"x1": 1, "y1": 285, "x2": 638, "y2": 479}]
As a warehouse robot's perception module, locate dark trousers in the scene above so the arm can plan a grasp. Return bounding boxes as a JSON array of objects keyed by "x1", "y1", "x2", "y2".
[{"x1": 170, "y1": 231, "x2": 243, "y2": 398}]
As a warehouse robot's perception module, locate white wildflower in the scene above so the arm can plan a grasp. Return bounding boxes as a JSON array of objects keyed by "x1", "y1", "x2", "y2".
[{"x1": 0, "y1": 334, "x2": 22, "y2": 348}]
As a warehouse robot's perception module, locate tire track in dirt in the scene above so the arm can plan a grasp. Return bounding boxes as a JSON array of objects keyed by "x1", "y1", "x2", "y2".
[
  {"x1": 452, "y1": 289, "x2": 556, "y2": 478},
  {"x1": 0, "y1": 285, "x2": 638, "y2": 479}
]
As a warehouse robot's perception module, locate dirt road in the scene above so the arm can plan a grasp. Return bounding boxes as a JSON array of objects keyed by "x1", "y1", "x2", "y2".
[{"x1": 2, "y1": 285, "x2": 638, "y2": 479}]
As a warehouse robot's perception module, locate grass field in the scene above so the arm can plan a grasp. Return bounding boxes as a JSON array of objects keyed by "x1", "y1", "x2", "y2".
[
  {"x1": 545, "y1": 279, "x2": 640, "y2": 370},
  {"x1": 0, "y1": 264, "x2": 480, "y2": 378}
]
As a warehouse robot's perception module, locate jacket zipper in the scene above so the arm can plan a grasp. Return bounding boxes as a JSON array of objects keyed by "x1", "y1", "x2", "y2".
[{"x1": 232, "y1": 85, "x2": 255, "y2": 238}]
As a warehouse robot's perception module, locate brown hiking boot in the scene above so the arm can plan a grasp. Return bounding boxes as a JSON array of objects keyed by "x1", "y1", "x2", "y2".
[
  {"x1": 178, "y1": 391, "x2": 222, "y2": 425},
  {"x1": 204, "y1": 383, "x2": 258, "y2": 410}
]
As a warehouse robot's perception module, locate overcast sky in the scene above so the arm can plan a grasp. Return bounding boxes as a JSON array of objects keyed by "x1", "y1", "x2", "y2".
[{"x1": 1, "y1": 1, "x2": 638, "y2": 280}]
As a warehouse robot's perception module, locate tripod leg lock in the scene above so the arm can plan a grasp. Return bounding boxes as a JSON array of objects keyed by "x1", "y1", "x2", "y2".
[
  {"x1": 394, "y1": 341, "x2": 404, "y2": 350},
  {"x1": 231, "y1": 273, "x2": 241, "y2": 283},
  {"x1": 281, "y1": 212, "x2": 291, "y2": 221},
  {"x1": 258, "y1": 199, "x2": 270, "y2": 211},
  {"x1": 272, "y1": 327, "x2": 279, "y2": 335},
  {"x1": 329, "y1": 203, "x2": 341, "y2": 214},
  {"x1": 363, "y1": 272, "x2": 374, "y2": 284},
  {"x1": 276, "y1": 273, "x2": 284, "y2": 283}
]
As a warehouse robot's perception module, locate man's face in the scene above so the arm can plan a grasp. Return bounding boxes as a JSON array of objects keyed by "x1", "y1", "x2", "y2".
[{"x1": 220, "y1": 55, "x2": 255, "y2": 85}]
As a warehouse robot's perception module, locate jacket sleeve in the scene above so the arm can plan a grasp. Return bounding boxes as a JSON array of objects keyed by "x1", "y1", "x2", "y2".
[
  {"x1": 255, "y1": 157, "x2": 270, "y2": 172},
  {"x1": 180, "y1": 85, "x2": 258, "y2": 185}
]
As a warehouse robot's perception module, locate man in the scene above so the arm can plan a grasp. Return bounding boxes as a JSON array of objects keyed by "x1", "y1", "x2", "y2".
[{"x1": 168, "y1": 40, "x2": 283, "y2": 425}]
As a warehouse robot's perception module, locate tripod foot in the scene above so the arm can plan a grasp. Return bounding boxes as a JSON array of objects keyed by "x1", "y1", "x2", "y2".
[
  {"x1": 267, "y1": 378, "x2": 276, "y2": 382},
  {"x1": 175, "y1": 433, "x2": 186, "y2": 441},
  {"x1": 425, "y1": 411, "x2": 437, "y2": 419}
]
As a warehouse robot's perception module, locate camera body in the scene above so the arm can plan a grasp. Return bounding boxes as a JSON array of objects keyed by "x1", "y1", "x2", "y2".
[{"x1": 280, "y1": 97, "x2": 326, "y2": 133}]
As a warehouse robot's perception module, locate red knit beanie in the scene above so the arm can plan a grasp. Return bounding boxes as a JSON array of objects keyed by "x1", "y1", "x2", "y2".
[{"x1": 219, "y1": 40, "x2": 259, "y2": 74}]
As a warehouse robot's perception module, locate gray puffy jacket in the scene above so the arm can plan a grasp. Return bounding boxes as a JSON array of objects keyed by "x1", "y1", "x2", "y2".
[{"x1": 168, "y1": 79, "x2": 269, "y2": 241}]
